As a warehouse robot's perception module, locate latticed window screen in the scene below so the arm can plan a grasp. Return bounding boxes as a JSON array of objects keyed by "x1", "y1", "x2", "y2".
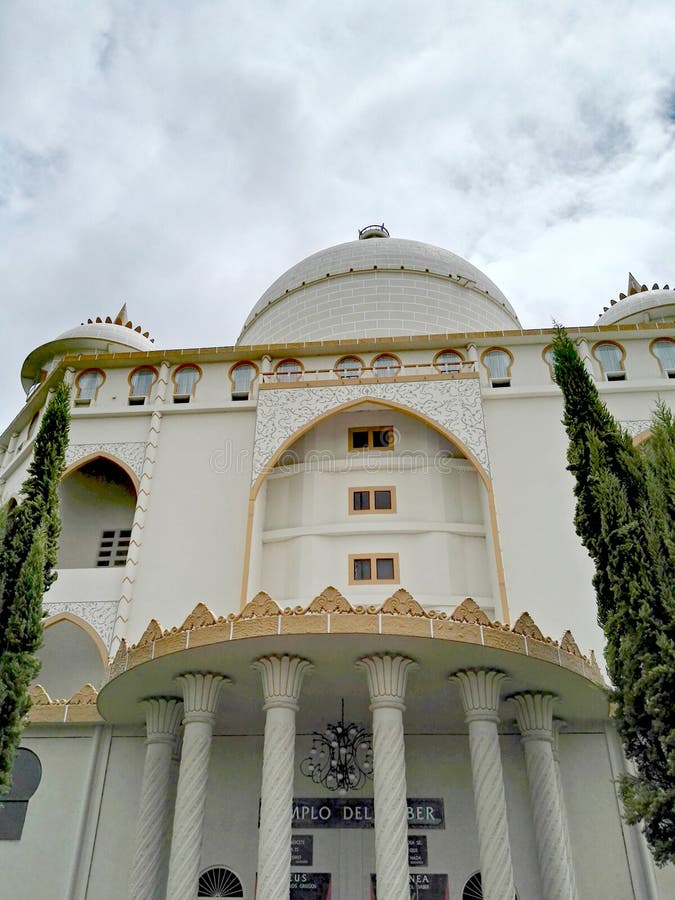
[
  {"x1": 435, "y1": 350, "x2": 463, "y2": 373},
  {"x1": 96, "y1": 529, "x2": 132, "y2": 567},
  {"x1": 197, "y1": 867, "x2": 244, "y2": 897}
]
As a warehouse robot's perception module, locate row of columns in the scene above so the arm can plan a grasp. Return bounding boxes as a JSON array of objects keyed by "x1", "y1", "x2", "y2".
[{"x1": 129, "y1": 660, "x2": 577, "y2": 900}]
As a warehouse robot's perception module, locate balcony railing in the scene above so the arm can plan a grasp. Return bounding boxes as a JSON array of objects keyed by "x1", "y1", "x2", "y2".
[{"x1": 261, "y1": 360, "x2": 476, "y2": 385}]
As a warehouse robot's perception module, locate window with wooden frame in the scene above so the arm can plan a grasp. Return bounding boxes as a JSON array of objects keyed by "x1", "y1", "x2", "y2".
[
  {"x1": 592, "y1": 341, "x2": 626, "y2": 381},
  {"x1": 128, "y1": 366, "x2": 158, "y2": 405},
  {"x1": 348, "y1": 426, "x2": 394, "y2": 451},
  {"x1": 349, "y1": 553, "x2": 399, "y2": 584},
  {"x1": 349, "y1": 486, "x2": 396, "y2": 514},
  {"x1": 75, "y1": 369, "x2": 105, "y2": 405},
  {"x1": 172, "y1": 364, "x2": 201, "y2": 403}
]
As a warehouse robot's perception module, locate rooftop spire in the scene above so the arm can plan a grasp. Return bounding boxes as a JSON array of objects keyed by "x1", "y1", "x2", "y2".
[{"x1": 114, "y1": 303, "x2": 128, "y2": 325}]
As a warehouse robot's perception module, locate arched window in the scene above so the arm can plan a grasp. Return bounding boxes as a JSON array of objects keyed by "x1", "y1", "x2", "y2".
[
  {"x1": 482, "y1": 348, "x2": 512, "y2": 387},
  {"x1": 434, "y1": 349, "x2": 464, "y2": 373},
  {"x1": 75, "y1": 369, "x2": 105, "y2": 405},
  {"x1": 275, "y1": 358, "x2": 303, "y2": 382},
  {"x1": 198, "y1": 867, "x2": 244, "y2": 897},
  {"x1": 26, "y1": 412, "x2": 40, "y2": 441},
  {"x1": 129, "y1": 367, "x2": 157, "y2": 404},
  {"x1": 372, "y1": 354, "x2": 401, "y2": 377},
  {"x1": 462, "y1": 872, "x2": 517, "y2": 900},
  {"x1": 230, "y1": 362, "x2": 257, "y2": 400},
  {"x1": 542, "y1": 345, "x2": 555, "y2": 380},
  {"x1": 651, "y1": 339, "x2": 675, "y2": 378},
  {"x1": 593, "y1": 341, "x2": 625, "y2": 381},
  {"x1": 335, "y1": 356, "x2": 363, "y2": 380},
  {"x1": 173, "y1": 364, "x2": 201, "y2": 403}
]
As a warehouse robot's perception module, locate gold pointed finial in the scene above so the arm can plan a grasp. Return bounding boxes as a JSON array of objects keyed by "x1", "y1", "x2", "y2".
[
  {"x1": 627, "y1": 273, "x2": 641, "y2": 296},
  {"x1": 113, "y1": 303, "x2": 128, "y2": 325}
]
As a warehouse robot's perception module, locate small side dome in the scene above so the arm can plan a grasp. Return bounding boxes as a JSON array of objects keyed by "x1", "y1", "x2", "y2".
[
  {"x1": 21, "y1": 305, "x2": 156, "y2": 395},
  {"x1": 596, "y1": 273, "x2": 675, "y2": 326}
]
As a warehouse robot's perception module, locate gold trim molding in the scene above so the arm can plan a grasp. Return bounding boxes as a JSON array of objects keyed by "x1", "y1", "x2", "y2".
[{"x1": 26, "y1": 682, "x2": 103, "y2": 723}]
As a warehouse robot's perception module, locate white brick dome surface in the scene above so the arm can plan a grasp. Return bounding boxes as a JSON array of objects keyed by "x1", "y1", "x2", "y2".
[{"x1": 238, "y1": 237, "x2": 521, "y2": 344}]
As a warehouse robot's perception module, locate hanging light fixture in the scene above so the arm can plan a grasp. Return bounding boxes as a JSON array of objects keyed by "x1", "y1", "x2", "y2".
[{"x1": 300, "y1": 699, "x2": 373, "y2": 795}]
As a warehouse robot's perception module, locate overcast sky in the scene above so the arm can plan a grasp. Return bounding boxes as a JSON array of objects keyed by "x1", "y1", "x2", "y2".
[{"x1": 2, "y1": 1, "x2": 675, "y2": 430}]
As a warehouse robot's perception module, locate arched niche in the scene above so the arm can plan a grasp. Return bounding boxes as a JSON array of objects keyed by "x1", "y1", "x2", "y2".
[
  {"x1": 246, "y1": 400, "x2": 506, "y2": 619},
  {"x1": 58, "y1": 456, "x2": 137, "y2": 569},
  {"x1": 37, "y1": 614, "x2": 107, "y2": 698}
]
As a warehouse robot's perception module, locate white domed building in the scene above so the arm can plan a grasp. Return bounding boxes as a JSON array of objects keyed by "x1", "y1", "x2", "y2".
[{"x1": 0, "y1": 230, "x2": 673, "y2": 900}]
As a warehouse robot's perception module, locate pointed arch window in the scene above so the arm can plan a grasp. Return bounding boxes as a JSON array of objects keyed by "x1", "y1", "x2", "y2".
[
  {"x1": 129, "y1": 367, "x2": 158, "y2": 405},
  {"x1": 173, "y1": 364, "x2": 201, "y2": 403},
  {"x1": 593, "y1": 341, "x2": 625, "y2": 381},
  {"x1": 230, "y1": 362, "x2": 257, "y2": 400},
  {"x1": 651, "y1": 338, "x2": 675, "y2": 378},
  {"x1": 75, "y1": 369, "x2": 105, "y2": 405}
]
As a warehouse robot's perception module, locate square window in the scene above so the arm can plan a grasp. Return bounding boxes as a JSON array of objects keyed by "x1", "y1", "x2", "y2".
[
  {"x1": 376, "y1": 557, "x2": 395, "y2": 580},
  {"x1": 353, "y1": 491, "x2": 370, "y2": 511},
  {"x1": 351, "y1": 430, "x2": 369, "y2": 449},
  {"x1": 353, "y1": 558, "x2": 372, "y2": 581},
  {"x1": 374, "y1": 490, "x2": 392, "y2": 510},
  {"x1": 373, "y1": 428, "x2": 393, "y2": 448}
]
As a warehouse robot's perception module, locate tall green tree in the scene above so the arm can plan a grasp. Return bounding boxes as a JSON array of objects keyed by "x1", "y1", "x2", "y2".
[
  {"x1": 552, "y1": 329, "x2": 675, "y2": 864},
  {"x1": 0, "y1": 381, "x2": 70, "y2": 794}
]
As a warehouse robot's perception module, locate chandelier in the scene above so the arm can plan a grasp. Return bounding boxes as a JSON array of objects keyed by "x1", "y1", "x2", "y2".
[{"x1": 300, "y1": 699, "x2": 373, "y2": 794}]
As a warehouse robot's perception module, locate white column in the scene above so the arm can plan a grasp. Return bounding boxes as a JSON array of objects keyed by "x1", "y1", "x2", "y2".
[
  {"x1": 450, "y1": 669, "x2": 515, "y2": 900},
  {"x1": 129, "y1": 698, "x2": 183, "y2": 900},
  {"x1": 356, "y1": 654, "x2": 417, "y2": 900},
  {"x1": 253, "y1": 655, "x2": 313, "y2": 900},
  {"x1": 511, "y1": 693, "x2": 578, "y2": 900},
  {"x1": 551, "y1": 720, "x2": 578, "y2": 900},
  {"x1": 166, "y1": 673, "x2": 228, "y2": 900}
]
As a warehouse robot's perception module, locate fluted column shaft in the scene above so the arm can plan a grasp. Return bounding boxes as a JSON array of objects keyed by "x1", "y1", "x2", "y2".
[
  {"x1": 129, "y1": 698, "x2": 183, "y2": 900},
  {"x1": 166, "y1": 673, "x2": 228, "y2": 900},
  {"x1": 451, "y1": 670, "x2": 515, "y2": 900},
  {"x1": 253, "y1": 655, "x2": 313, "y2": 900},
  {"x1": 512, "y1": 693, "x2": 578, "y2": 900},
  {"x1": 357, "y1": 654, "x2": 417, "y2": 900}
]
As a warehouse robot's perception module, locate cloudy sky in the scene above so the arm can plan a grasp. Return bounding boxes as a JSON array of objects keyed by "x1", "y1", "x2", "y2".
[{"x1": 2, "y1": 1, "x2": 675, "y2": 429}]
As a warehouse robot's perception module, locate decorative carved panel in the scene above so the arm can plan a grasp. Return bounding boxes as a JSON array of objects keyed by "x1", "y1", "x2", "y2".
[
  {"x1": 65, "y1": 442, "x2": 147, "y2": 481},
  {"x1": 252, "y1": 379, "x2": 490, "y2": 483},
  {"x1": 43, "y1": 600, "x2": 117, "y2": 650}
]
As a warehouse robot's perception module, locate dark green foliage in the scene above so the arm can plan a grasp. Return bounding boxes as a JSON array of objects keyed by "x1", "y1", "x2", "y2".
[
  {"x1": 0, "y1": 382, "x2": 70, "y2": 795},
  {"x1": 552, "y1": 329, "x2": 675, "y2": 865}
]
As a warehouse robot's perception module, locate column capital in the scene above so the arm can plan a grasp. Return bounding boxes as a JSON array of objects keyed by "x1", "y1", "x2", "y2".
[
  {"x1": 450, "y1": 668, "x2": 509, "y2": 724},
  {"x1": 510, "y1": 691, "x2": 558, "y2": 742},
  {"x1": 175, "y1": 672, "x2": 229, "y2": 724},
  {"x1": 356, "y1": 654, "x2": 417, "y2": 711},
  {"x1": 252, "y1": 655, "x2": 313, "y2": 711},
  {"x1": 142, "y1": 696, "x2": 184, "y2": 746}
]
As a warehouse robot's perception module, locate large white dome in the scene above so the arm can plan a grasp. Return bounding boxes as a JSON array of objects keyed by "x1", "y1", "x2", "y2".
[{"x1": 238, "y1": 233, "x2": 521, "y2": 344}]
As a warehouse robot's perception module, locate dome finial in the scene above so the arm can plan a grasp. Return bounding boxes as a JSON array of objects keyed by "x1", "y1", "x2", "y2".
[
  {"x1": 114, "y1": 303, "x2": 128, "y2": 325},
  {"x1": 627, "y1": 273, "x2": 641, "y2": 296},
  {"x1": 358, "y1": 223, "x2": 390, "y2": 240}
]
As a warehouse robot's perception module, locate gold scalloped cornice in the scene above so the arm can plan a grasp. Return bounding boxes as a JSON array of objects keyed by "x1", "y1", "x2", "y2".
[{"x1": 105, "y1": 589, "x2": 604, "y2": 687}]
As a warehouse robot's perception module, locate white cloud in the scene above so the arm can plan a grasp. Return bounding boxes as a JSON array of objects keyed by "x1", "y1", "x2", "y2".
[{"x1": 2, "y1": 0, "x2": 675, "y2": 428}]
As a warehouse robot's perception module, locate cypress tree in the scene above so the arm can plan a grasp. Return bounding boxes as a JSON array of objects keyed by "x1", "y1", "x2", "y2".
[
  {"x1": 0, "y1": 381, "x2": 70, "y2": 794},
  {"x1": 552, "y1": 329, "x2": 675, "y2": 864}
]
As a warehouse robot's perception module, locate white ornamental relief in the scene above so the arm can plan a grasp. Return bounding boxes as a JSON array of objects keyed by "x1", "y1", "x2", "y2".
[
  {"x1": 65, "y1": 442, "x2": 147, "y2": 481},
  {"x1": 252, "y1": 378, "x2": 490, "y2": 482},
  {"x1": 43, "y1": 601, "x2": 118, "y2": 651},
  {"x1": 620, "y1": 420, "x2": 652, "y2": 439}
]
